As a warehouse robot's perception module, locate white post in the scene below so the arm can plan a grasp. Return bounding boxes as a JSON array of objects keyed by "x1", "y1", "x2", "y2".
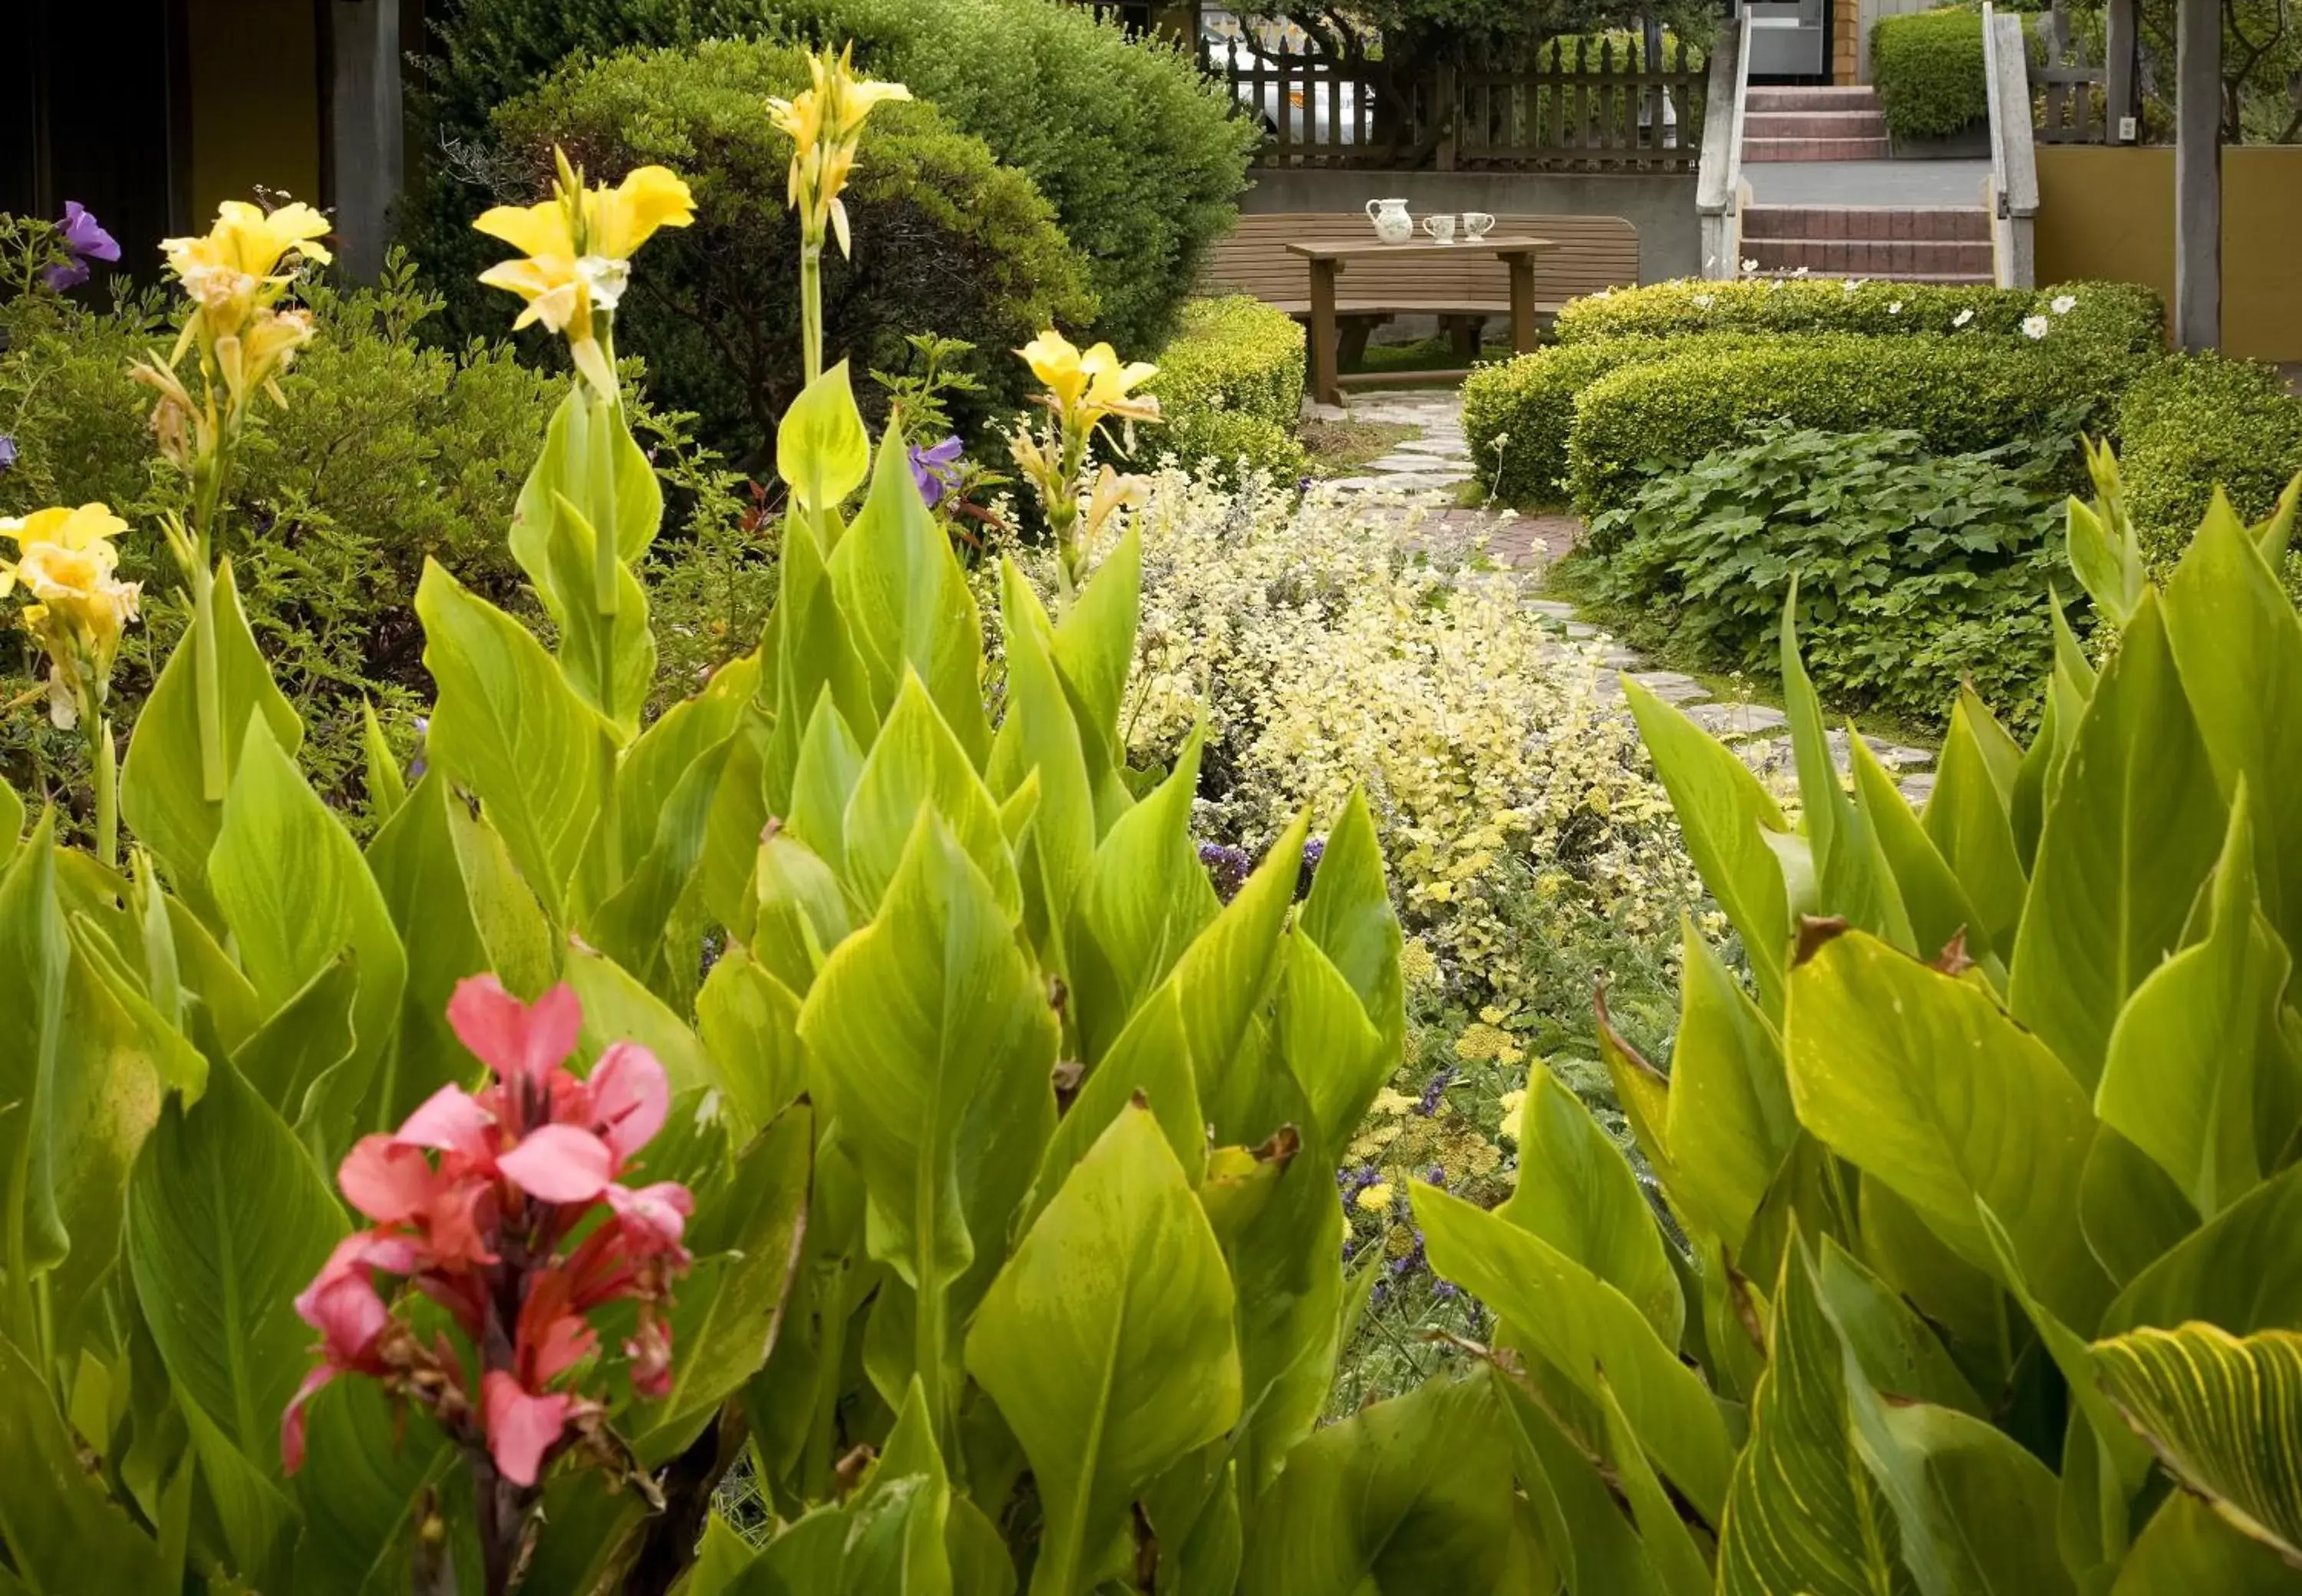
[
  {"x1": 328, "y1": 0, "x2": 404, "y2": 284},
  {"x1": 2173, "y1": 0, "x2": 2221, "y2": 348}
]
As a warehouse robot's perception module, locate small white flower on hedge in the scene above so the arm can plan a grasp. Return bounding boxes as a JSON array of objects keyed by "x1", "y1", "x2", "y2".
[
  {"x1": 1740, "y1": 257, "x2": 1759, "y2": 275},
  {"x1": 2051, "y1": 294, "x2": 2077, "y2": 315},
  {"x1": 2023, "y1": 315, "x2": 2051, "y2": 339},
  {"x1": 1952, "y1": 308, "x2": 1974, "y2": 327},
  {"x1": 1842, "y1": 279, "x2": 1864, "y2": 293},
  {"x1": 1489, "y1": 431, "x2": 1510, "y2": 449},
  {"x1": 1792, "y1": 265, "x2": 1809, "y2": 277},
  {"x1": 1888, "y1": 301, "x2": 1903, "y2": 315},
  {"x1": 1692, "y1": 293, "x2": 1715, "y2": 309}
]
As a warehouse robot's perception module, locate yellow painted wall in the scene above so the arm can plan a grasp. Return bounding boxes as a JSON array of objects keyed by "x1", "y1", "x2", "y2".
[
  {"x1": 186, "y1": 0, "x2": 322, "y2": 218},
  {"x1": 2037, "y1": 144, "x2": 2302, "y2": 361}
]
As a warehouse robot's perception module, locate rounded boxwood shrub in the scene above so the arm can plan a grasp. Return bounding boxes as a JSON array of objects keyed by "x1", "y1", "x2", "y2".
[
  {"x1": 2116, "y1": 353, "x2": 2302, "y2": 569},
  {"x1": 1149, "y1": 296, "x2": 1308, "y2": 483},
  {"x1": 410, "y1": 0, "x2": 1255, "y2": 358},
  {"x1": 1564, "y1": 335, "x2": 2117, "y2": 512},
  {"x1": 1553, "y1": 277, "x2": 2163, "y2": 355},
  {"x1": 493, "y1": 38, "x2": 1097, "y2": 467},
  {"x1": 1871, "y1": 5, "x2": 1990, "y2": 140}
]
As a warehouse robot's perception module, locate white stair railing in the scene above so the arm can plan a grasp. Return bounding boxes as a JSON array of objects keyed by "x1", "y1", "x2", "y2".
[
  {"x1": 1981, "y1": 2, "x2": 2040, "y2": 287},
  {"x1": 1695, "y1": 13, "x2": 1754, "y2": 281}
]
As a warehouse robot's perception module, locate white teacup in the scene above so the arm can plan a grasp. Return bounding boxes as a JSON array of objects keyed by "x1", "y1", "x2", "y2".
[
  {"x1": 1461, "y1": 211, "x2": 1496, "y2": 240},
  {"x1": 1422, "y1": 214, "x2": 1457, "y2": 244}
]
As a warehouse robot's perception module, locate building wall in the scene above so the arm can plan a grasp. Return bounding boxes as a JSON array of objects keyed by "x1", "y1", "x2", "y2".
[
  {"x1": 1238, "y1": 167, "x2": 1701, "y2": 282},
  {"x1": 2035, "y1": 145, "x2": 2302, "y2": 361},
  {"x1": 186, "y1": 0, "x2": 322, "y2": 219}
]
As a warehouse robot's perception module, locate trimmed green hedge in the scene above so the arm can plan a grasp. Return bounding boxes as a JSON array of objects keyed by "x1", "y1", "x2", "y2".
[
  {"x1": 1463, "y1": 334, "x2": 1774, "y2": 503},
  {"x1": 1565, "y1": 335, "x2": 2115, "y2": 512},
  {"x1": 1552, "y1": 277, "x2": 2163, "y2": 355},
  {"x1": 2116, "y1": 354, "x2": 2302, "y2": 567},
  {"x1": 1871, "y1": 6, "x2": 1990, "y2": 140},
  {"x1": 1149, "y1": 296, "x2": 1307, "y2": 482}
]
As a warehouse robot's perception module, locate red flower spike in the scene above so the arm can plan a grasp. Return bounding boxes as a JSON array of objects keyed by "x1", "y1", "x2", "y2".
[
  {"x1": 447, "y1": 975, "x2": 582, "y2": 1090},
  {"x1": 496, "y1": 1123, "x2": 615, "y2": 1204},
  {"x1": 588, "y1": 1042, "x2": 670, "y2": 1164},
  {"x1": 481, "y1": 1372, "x2": 575, "y2": 1488}
]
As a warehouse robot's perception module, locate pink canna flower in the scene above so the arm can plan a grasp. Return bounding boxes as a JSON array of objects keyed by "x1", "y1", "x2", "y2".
[{"x1": 284, "y1": 974, "x2": 694, "y2": 1530}]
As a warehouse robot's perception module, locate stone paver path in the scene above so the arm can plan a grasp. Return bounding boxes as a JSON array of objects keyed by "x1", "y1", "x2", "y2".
[{"x1": 1315, "y1": 387, "x2": 1938, "y2": 804}]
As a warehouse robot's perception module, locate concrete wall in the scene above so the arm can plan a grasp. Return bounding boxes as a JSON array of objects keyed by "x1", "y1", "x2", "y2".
[
  {"x1": 2035, "y1": 145, "x2": 2302, "y2": 361},
  {"x1": 1238, "y1": 167, "x2": 1701, "y2": 282}
]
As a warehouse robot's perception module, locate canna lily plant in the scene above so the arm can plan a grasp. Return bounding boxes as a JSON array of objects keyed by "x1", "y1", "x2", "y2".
[{"x1": 0, "y1": 41, "x2": 1406, "y2": 1596}]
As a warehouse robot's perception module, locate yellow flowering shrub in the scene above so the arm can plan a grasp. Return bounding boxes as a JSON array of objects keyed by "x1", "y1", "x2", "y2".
[{"x1": 1113, "y1": 468, "x2": 1703, "y2": 1011}]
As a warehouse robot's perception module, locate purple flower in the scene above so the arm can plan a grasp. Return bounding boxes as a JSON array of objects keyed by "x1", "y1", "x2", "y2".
[
  {"x1": 407, "y1": 714, "x2": 430, "y2": 783},
  {"x1": 909, "y1": 435, "x2": 965, "y2": 508},
  {"x1": 0, "y1": 437, "x2": 15, "y2": 476},
  {"x1": 1416, "y1": 1067, "x2": 1456, "y2": 1117},
  {"x1": 1197, "y1": 840, "x2": 1252, "y2": 902},
  {"x1": 44, "y1": 202, "x2": 120, "y2": 292}
]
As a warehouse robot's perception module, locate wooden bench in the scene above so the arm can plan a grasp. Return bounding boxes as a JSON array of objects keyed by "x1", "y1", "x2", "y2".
[{"x1": 1198, "y1": 210, "x2": 1641, "y2": 371}]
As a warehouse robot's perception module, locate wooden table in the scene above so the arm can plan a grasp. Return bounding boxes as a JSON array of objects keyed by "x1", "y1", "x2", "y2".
[{"x1": 1284, "y1": 235, "x2": 1557, "y2": 406}]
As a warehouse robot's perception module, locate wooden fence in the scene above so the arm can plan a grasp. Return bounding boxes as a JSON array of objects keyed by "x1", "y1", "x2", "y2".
[
  {"x1": 2033, "y1": 14, "x2": 2108, "y2": 143},
  {"x1": 1196, "y1": 30, "x2": 1707, "y2": 171}
]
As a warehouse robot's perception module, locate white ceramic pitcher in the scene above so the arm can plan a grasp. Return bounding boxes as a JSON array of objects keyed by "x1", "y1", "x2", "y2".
[{"x1": 1364, "y1": 197, "x2": 1413, "y2": 244}]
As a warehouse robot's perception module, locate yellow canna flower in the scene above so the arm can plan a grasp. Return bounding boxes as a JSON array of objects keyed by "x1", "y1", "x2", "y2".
[
  {"x1": 0, "y1": 503, "x2": 140, "y2": 726},
  {"x1": 156, "y1": 197, "x2": 332, "y2": 425},
  {"x1": 162, "y1": 199, "x2": 333, "y2": 291},
  {"x1": 1081, "y1": 345, "x2": 1160, "y2": 424},
  {"x1": 766, "y1": 46, "x2": 909, "y2": 257},
  {"x1": 1021, "y1": 330, "x2": 1092, "y2": 411},
  {"x1": 473, "y1": 153, "x2": 694, "y2": 398},
  {"x1": 1021, "y1": 331, "x2": 1160, "y2": 430}
]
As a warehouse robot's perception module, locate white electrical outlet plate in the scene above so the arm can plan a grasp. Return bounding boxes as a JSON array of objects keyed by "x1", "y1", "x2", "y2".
[{"x1": 2119, "y1": 115, "x2": 2139, "y2": 141}]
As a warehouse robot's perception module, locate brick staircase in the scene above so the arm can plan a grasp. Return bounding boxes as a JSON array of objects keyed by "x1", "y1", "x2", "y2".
[
  {"x1": 1740, "y1": 204, "x2": 1994, "y2": 283},
  {"x1": 1743, "y1": 85, "x2": 1889, "y2": 161}
]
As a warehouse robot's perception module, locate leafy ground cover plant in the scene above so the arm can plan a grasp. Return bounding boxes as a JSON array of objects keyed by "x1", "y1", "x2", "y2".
[
  {"x1": 1408, "y1": 445, "x2": 2302, "y2": 1592},
  {"x1": 1576, "y1": 422, "x2": 2073, "y2": 727}
]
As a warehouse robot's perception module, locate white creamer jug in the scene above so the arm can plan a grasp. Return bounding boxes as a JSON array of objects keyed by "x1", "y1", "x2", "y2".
[{"x1": 1364, "y1": 197, "x2": 1413, "y2": 244}]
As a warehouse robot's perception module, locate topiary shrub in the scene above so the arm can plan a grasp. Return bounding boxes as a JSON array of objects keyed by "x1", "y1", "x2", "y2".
[
  {"x1": 1564, "y1": 334, "x2": 2119, "y2": 512},
  {"x1": 1871, "y1": 5, "x2": 1990, "y2": 140},
  {"x1": 2115, "y1": 351, "x2": 2302, "y2": 572},
  {"x1": 1149, "y1": 295, "x2": 1308, "y2": 483},
  {"x1": 409, "y1": 0, "x2": 1256, "y2": 358},
  {"x1": 493, "y1": 38, "x2": 1095, "y2": 468},
  {"x1": 1552, "y1": 276, "x2": 2163, "y2": 355}
]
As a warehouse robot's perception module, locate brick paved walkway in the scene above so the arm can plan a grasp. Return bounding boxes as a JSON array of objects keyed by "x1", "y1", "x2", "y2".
[{"x1": 1315, "y1": 387, "x2": 1938, "y2": 803}]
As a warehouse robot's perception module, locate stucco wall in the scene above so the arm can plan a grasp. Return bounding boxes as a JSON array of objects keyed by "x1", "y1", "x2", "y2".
[
  {"x1": 1238, "y1": 167, "x2": 1701, "y2": 282},
  {"x1": 2035, "y1": 145, "x2": 2302, "y2": 361}
]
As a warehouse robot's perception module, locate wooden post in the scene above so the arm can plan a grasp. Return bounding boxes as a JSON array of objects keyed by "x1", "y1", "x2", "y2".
[
  {"x1": 1308, "y1": 256, "x2": 1341, "y2": 406},
  {"x1": 1436, "y1": 64, "x2": 1458, "y2": 170},
  {"x1": 2104, "y1": 0, "x2": 2136, "y2": 137},
  {"x1": 2174, "y1": 0, "x2": 2221, "y2": 348},
  {"x1": 327, "y1": 0, "x2": 403, "y2": 283},
  {"x1": 1504, "y1": 250, "x2": 1539, "y2": 352}
]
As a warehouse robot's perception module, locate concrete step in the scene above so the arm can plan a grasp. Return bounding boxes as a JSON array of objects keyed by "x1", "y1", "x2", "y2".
[
  {"x1": 1747, "y1": 85, "x2": 1881, "y2": 112},
  {"x1": 1746, "y1": 236, "x2": 1996, "y2": 275},
  {"x1": 1743, "y1": 267, "x2": 1996, "y2": 285},
  {"x1": 1743, "y1": 135, "x2": 1894, "y2": 160},
  {"x1": 1743, "y1": 204, "x2": 1994, "y2": 242},
  {"x1": 1743, "y1": 110, "x2": 1888, "y2": 140}
]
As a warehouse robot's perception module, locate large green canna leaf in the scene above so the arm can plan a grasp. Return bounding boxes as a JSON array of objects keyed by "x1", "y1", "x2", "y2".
[
  {"x1": 990, "y1": 557, "x2": 1097, "y2": 973},
  {"x1": 2112, "y1": 1491, "x2": 2302, "y2": 1593},
  {"x1": 2009, "y1": 592, "x2": 2225, "y2": 1087},
  {"x1": 2102, "y1": 1163, "x2": 2302, "y2": 1337},
  {"x1": 1414, "y1": 1180, "x2": 1735, "y2": 1522},
  {"x1": 230, "y1": 956, "x2": 357, "y2": 1139},
  {"x1": 1026, "y1": 980, "x2": 1203, "y2": 1234},
  {"x1": 1277, "y1": 923, "x2": 1387, "y2": 1158},
  {"x1": 2162, "y1": 495, "x2": 2302, "y2": 963},
  {"x1": 1496, "y1": 1367, "x2": 1676, "y2": 1596},
  {"x1": 1921, "y1": 686, "x2": 2029, "y2": 957},
  {"x1": 1781, "y1": 592, "x2": 1914, "y2": 953},
  {"x1": 1591, "y1": 1373, "x2": 1713, "y2": 1596},
  {"x1": 1069, "y1": 730, "x2": 1220, "y2": 1063},
  {"x1": 630, "y1": 1104, "x2": 813, "y2": 1465},
  {"x1": 0, "y1": 1331, "x2": 170, "y2": 1592},
  {"x1": 1664, "y1": 918, "x2": 1796, "y2": 1255},
  {"x1": 595, "y1": 651, "x2": 761, "y2": 892},
  {"x1": 363, "y1": 770, "x2": 555, "y2": 1129},
  {"x1": 831, "y1": 420, "x2": 991, "y2": 768},
  {"x1": 1849, "y1": 734, "x2": 1993, "y2": 970},
  {"x1": 777, "y1": 361, "x2": 872, "y2": 518},
  {"x1": 127, "y1": 1058, "x2": 345, "y2": 1476},
  {"x1": 1814, "y1": 1238, "x2": 1984, "y2": 1418},
  {"x1": 1238, "y1": 1371, "x2": 1545, "y2": 1596},
  {"x1": 210, "y1": 716, "x2": 407, "y2": 1144},
  {"x1": 586, "y1": 730, "x2": 736, "y2": 994},
  {"x1": 801, "y1": 814, "x2": 1057, "y2": 1426},
  {"x1": 1296, "y1": 786, "x2": 1406, "y2": 1057},
  {"x1": 1624, "y1": 674, "x2": 1792, "y2": 1012},
  {"x1": 2096, "y1": 788, "x2": 2296, "y2": 1218},
  {"x1": 118, "y1": 560, "x2": 302, "y2": 919},
  {"x1": 1500, "y1": 1064, "x2": 1683, "y2": 1350},
  {"x1": 749, "y1": 828, "x2": 851, "y2": 997},
  {"x1": 840, "y1": 671, "x2": 1020, "y2": 922},
  {"x1": 695, "y1": 947, "x2": 810, "y2": 1139},
  {"x1": 2080, "y1": 1124, "x2": 2203, "y2": 1288},
  {"x1": 1049, "y1": 524, "x2": 1142, "y2": 827},
  {"x1": 1785, "y1": 928, "x2": 2112, "y2": 1331},
  {"x1": 563, "y1": 938, "x2": 722, "y2": 1104},
  {"x1": 289, "y1": 1378, "x2": 453, "y2": 1596},
  {"x1": 537, "y1": 489, "x2": 656, "y2": 738},
  {"x1": 838, "y1": 1376, "x2": 964, "y2": 1596},
  {"x1": 1716, "y1": 1241, "x2": 1916, "y2": 1596},
  {"x1": 787, "y1": 690, "x2": 868, "y2": 873},
  {"x1": 0, "y1": 817, "x2": 71, "y2": 1315},
  {"x1": 2066, "y1": 486, "x2": 2148, "y2": 631},
  {"x1": 967, "y1": 1105, "x2": 1239, "y2": 1596},
  {"x1": 416, "y1": 559, "x2": 604, "y2": 924},
  {"x1": 2093, "y1": 1323, "x2": 2302, "y2": 1568},
  {"x1": 1175, "y1": 810, "x2": 1306, "y2": 1135}
]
